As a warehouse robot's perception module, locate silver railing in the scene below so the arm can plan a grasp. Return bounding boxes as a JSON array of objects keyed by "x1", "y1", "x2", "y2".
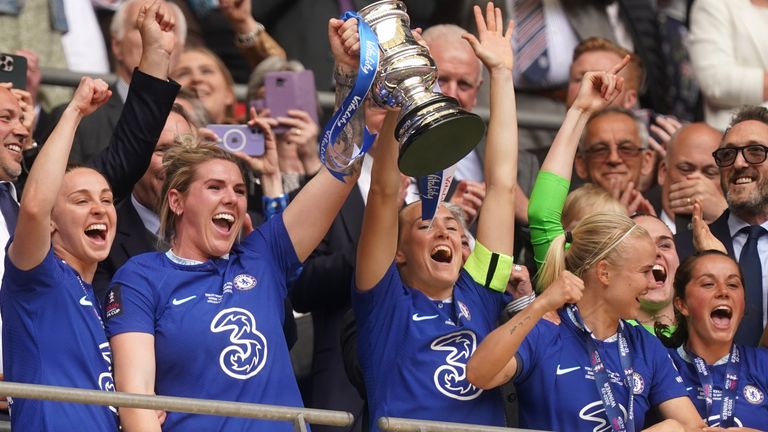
[
  {"x1": 0, "y1": 381, "x2": 352, "y2": 432},
  {"x1": 39, "y1": 67, "x2": 564, "y2": 129},
  {"x1": 378, "y1": 417, "x2": 549, "y2": 431}
]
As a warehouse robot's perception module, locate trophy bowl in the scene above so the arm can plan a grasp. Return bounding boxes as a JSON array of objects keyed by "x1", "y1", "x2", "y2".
[{"x1": 358, "y1": 0, "x2": 486, "y2": 177}]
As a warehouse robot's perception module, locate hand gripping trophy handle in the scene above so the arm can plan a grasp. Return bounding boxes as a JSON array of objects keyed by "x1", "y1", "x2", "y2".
[{"x1": 358, "y1": 0, "x2": 486, "y2": 177}]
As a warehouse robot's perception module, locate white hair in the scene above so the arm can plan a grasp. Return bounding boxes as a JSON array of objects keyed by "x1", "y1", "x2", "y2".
[{"x1": 110, "y1": 0, "x2": 187, "y2": 46}]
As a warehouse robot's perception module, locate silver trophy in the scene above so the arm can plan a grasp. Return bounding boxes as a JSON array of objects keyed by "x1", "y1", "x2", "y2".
[{"x1": 358, "y1": 0, "x2": 485, "y2": 177}]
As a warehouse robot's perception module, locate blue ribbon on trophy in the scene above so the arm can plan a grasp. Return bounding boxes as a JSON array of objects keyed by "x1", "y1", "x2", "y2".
[{"x1": 319, "y1": 11, "x2": 379, "y2": 181}]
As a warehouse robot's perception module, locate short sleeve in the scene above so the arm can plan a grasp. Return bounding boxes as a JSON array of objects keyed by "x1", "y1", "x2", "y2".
[
  {"x1": 513, "y1": 321, "x2": 546, "y2": 384},
  {"x1": 240, "y1": 213, "x2": 301, "y2": 284},
  {"x1": 103, "y1": 260, "x2": 157, "y2": 337},
  {"x1": 647, "y1": 333, "x2": 688, "y2": 406},
  {"x1": 3, "y1": 246, "x2": 62, "y2": 295}
]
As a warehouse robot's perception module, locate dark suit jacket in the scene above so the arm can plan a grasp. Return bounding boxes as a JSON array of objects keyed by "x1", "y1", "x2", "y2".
[
  {"x1": 93, "y1": 198, "x2": 157, "y2": 303},
  {"x1": 290, "y1": 185, "x2": 365, "y2": 432},
  {"x1": 673, "y1": 209, "x2": 734, "y2": 262},
  {"x1": 41, "y1": 84, "x2": 124, "y2": 165}
]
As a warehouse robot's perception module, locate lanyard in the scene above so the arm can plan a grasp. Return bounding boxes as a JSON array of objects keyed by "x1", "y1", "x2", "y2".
[
  {"x1": 66, "y1": 260, "x2": 105, "y2": 328},
  {"x1": 567, "y1": 305, "x2": 636, "y2": 432},
  {"x1": 685, "y1": 344, "x2": 740, "y2": 427}
]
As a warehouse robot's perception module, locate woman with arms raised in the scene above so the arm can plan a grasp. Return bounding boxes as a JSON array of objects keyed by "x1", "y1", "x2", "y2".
[
  {"x1": 104, "y1": 17, "x2": 362, "y2": 432},
  {"x1": 353, "y1": 3, "x2": 518, "y2": 429}
]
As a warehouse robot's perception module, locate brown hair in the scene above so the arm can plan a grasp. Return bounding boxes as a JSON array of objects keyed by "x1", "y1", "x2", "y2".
[
  {"x1": 157, "y1": 138, "x2": 244, "y2": 245},
  {"x1": 178, "y1": 46, "x2": 237, "y2": 122}
]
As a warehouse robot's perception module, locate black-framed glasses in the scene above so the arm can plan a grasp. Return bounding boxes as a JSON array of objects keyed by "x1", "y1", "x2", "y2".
[
  {"x1": 712, "y1": 144, "x2": 768, "y2": 167},
  {"x1": 583, "y1": 143, "x2": 644, "y2": 161}
]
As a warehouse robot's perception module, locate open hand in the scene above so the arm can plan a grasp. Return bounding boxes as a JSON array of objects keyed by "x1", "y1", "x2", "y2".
[
  {"x1": 611, "y1": 179, "x2": 657, "y2": 216},
  {"x1": 691, "y1": 200, "x2": 727, "y2": 254},
  {"x1": 234, "y1": 107, "x2": 280, "y2": 178},
  {"x1": 647, "y1": 115, "x2": 683, "y2": 158},
  {"x1": 571, "y1": 55, "x2": 629, "y2": 113},
  {"x1": 462, "y1": 3, "x2": 515, "y2": 74}
]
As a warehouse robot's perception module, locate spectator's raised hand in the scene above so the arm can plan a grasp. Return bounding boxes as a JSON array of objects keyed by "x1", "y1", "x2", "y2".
[
  {"x1": 219, "y1": 0, "x2": 253, "y2": 34},
  {"x1": 137, "y1": 0, "x2": 176, "y2": 78},
  {"x1": 610, "y1": 179, "x2": 657, "y2": 216},
  {"x1": 234, "y1": 108, "x2": 281, "y2": 187},
  {"x1": 449, "y1": 180, "x2": 485, "y2": 226},
  {"x1": 571, "y1": 55, "x2": 629, "y2": 113},
  {"x1": 66, "y1": 77, "x2": 112, "y2": 118},
  {"x1": 462, "y1": 3, "x2": 515, "y2": 74},
  {"x1": 647, "y1": 115, "x2": 683, "y2": 158},
  {"x1": 328, "y1": 17, "x2": 360, "y2": 74},
  {"x1": 691, "y1": 200, "x2": 727, "y2": 254},
  {"x1": 277, "y1": 109, "x2": 321, "y2": 174}
]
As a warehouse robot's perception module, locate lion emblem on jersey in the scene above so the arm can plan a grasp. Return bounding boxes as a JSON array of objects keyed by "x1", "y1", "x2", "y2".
[
  {"x1": 430, "y1": 330, "x2": 483, "y2": 401},
  {"x1": 210, "y1": 308, "x2": 268, "y2": 379}
]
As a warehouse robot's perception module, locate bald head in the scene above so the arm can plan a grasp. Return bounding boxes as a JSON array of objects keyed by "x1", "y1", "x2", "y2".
[{"x1": 423, "y1": 25, "x2": 482, "y2": 111}]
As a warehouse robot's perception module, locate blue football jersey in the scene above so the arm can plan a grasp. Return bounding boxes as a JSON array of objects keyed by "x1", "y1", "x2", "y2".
[
  {"x1": 352, "y1": 263, "x2": 507, "y2": 432},
  {"x1": 670, "y1": 345, "x2": 768, "y2": 429},
  {"x1": 1, "y1": 248, "x2": 118, "y2": 431},
  {"x1": 513, "y1": 309, "x2": 688, "y2": 431},
  {"x1": 105, "y1": 215, "x2": 304, "y2": 431}
]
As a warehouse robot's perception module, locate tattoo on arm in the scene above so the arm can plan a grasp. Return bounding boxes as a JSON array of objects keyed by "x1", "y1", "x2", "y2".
[{"x1": 508, "y1": 314, "x2": 532, "y2": 335}]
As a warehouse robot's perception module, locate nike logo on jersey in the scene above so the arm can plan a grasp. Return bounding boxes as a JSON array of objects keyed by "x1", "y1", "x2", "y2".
[
  {"x1": 556, "y1": 365, "x2": 581, "y2": 375},
  {"x1": 412, "y1": 313, "x2": 439, "y2": 321},
  {"x1": 79, "y1": 296, "x2": 93, "y2": 307},
  {"x1": 172, "y1": 295, "x2": 197, "y2": 306}
]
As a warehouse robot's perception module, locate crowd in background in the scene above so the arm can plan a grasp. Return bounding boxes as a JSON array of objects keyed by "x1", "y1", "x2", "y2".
[{"x1": 1, "y1": 0, "x2": 768, "y2": 431}]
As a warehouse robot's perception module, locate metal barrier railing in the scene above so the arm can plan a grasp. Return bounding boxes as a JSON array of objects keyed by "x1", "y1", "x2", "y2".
[
  {"x1": 378, "y1": 417, "x2": 549, "y2": 432},
  {"x1": 0, "y1": 381, "x2": 352, "y2": 432},
  {"x1": 39, "y1": 67, "x2": 564, "y2": 129}
]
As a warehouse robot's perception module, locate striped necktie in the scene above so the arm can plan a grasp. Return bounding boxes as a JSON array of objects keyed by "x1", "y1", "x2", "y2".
[{"x1": 514, "y1": 0, "x2": 549, "y2": 86}]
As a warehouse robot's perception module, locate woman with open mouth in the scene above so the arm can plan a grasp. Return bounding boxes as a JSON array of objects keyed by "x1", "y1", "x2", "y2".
[
  {"x1": 661, "y1": 250, "x2": 768, "y2": 430},
  {"x1": 0, "y1": 78, "x2": 119, "y2": 431}
]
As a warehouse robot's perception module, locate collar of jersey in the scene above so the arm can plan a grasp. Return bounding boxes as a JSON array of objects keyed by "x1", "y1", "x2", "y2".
[
  {"x1": 563, "y1": 307, "x2": 618, "y2": 342},
  {"x1": 677, "y1": 345, "x2": 730, "y2": 366},
  {"x1": 165, "y1": 249, "x2": 230, "y2": 266}
]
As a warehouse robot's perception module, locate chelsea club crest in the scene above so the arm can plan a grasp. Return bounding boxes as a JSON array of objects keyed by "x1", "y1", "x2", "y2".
[{"x1": 234, "y1": 274, "x2": 257, "y2": 291}]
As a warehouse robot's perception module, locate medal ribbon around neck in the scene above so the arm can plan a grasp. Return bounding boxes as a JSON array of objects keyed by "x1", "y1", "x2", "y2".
[
  {"x1": 686, "y1": 344, "x2": 740, "y2": 427},
  {"x1": 319, "y1": 11, "x2": 379, "y2": 181},
  {"x1": 567, "y1": 304, "x2": 636, "y2": 432}
]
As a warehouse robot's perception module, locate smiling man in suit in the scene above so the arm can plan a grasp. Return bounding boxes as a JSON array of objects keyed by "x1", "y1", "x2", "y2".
[{"x1": 675, "y1": 106, "x2": 768, "y2": 346}]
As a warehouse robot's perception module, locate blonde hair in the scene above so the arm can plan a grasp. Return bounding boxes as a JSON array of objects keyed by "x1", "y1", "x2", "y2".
[
  {"x1": 157, "y1": 137, "x2": 244, "y2": 245},
  {"x1": 536, "y1": 213, "x2": 648, "y2": 292},
  {"x1": 562, "y1": 183, "x2": 625, "y2": 229}
]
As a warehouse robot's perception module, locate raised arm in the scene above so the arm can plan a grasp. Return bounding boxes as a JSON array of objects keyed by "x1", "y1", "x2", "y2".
[
  {"x1": 353, "y1": 112, "x2": 400, "y2": 291},
  {"x1": 281, "y1": 17, "x2": 361, "y2": 262},
  {"x1": 463, "y1": 3, "x2": 516, "y2": 255},
  {"x1": 88, "y1": 0, "x2": 180, "y2": 201},
  {"x1": 9, "y1": 79, "x2": 110, "y2": 270},
  {"x1": 528, "y1": 58, "x2": 628, "y2": 268}
]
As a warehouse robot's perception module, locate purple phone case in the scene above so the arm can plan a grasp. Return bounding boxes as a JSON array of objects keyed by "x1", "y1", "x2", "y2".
[
  {"x1": 207, "y1": 124, "x2": 265, "y2": 156},
  {"x1": 264, "y1": 70, "x2": 319, "y2": 134}
]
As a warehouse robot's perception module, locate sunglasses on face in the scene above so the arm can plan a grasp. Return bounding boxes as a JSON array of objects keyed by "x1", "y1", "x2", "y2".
[{"x1": 712, "y1": 144, "x2": 768, "y2": 167}]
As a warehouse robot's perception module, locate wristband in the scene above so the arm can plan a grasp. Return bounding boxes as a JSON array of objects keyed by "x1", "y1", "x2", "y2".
[
  {"x1": 262, "y1": 193, "x2": 288, "y2": 219},
  {"x1": 464, "y1": 241, "x2": 514, "y2": 293},
  {"x1": 234, "y1": 22, "x2": 266, "y2": 48}
]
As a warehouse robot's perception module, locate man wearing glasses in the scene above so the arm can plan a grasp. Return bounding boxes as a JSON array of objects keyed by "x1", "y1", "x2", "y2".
[
  {"x1": 675, "y1": 105, "x2": 768, "y2": 346},
  {"x1": 574, "y1": 107, "x2": 656, "y2": 214}
]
